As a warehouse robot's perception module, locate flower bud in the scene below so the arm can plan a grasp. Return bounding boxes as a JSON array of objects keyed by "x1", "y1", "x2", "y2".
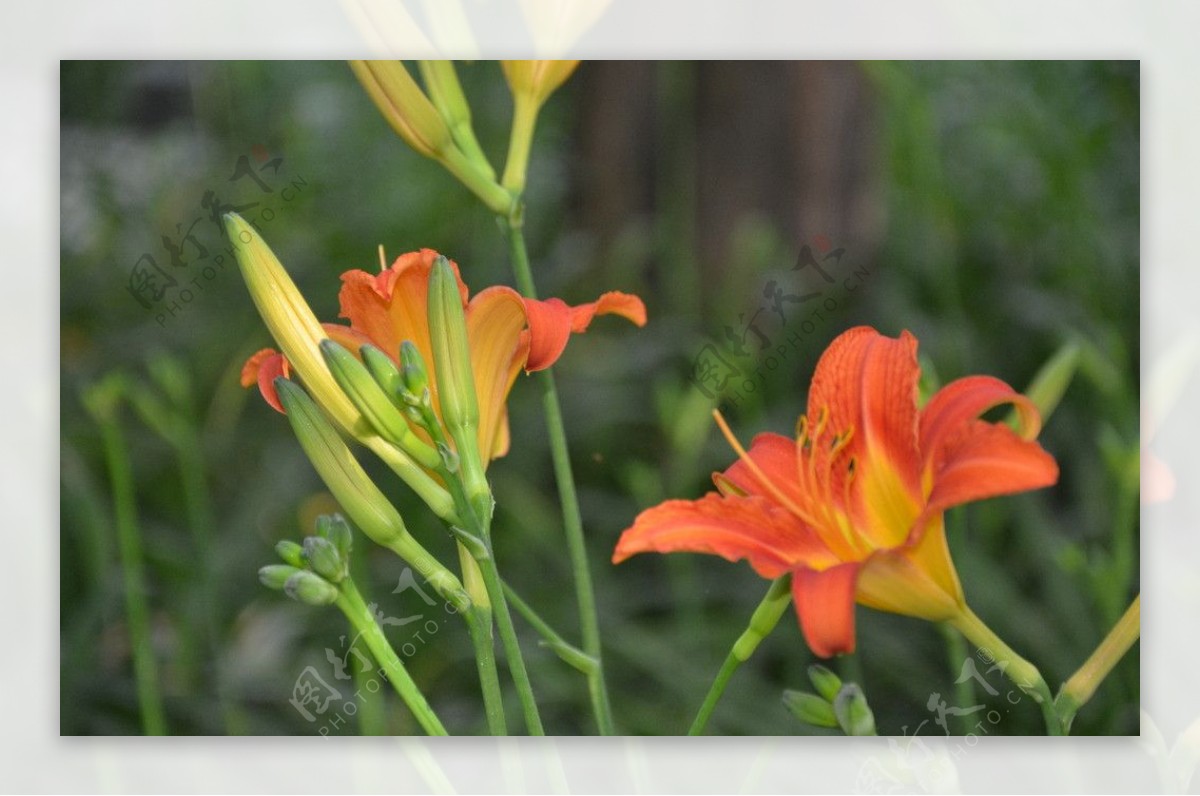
[
  {"x1": 284, "y1": 570, "x2": 340, "y2": 606},
  {"x1": 399, "y1": 341, "x2": 432, "y2": 405},
  {"x1": 275, "y1": 377, "x2": 410, "y2": 548},
  {"x1": 359, "y1": 343, "x2": 404, "y2": 405},
  {"x1": 427, "y1": 257, "x2": 478, "y2": 435},
  {"x1": 259, "y1": 564, "x2": 303, "y2": 591},
  {"x1": 320, "y1": 339, "x2": 441, "y2": 470},
  {"x1": 317, "y1": 513, "x2": 354, "y2": 564},
  {"x1": 500, "y1": 60, "x2": 580, "y2": 109},
  {"x1": 782, "y1": 690, "x2": 838, "y2": 729},
  {"x1": 224, "y1": 213, "x2": 365, "y2": 438},
  {"x1": 807, "y1": 664, "x2": 843, "y2": 703},
  {"x1": 274, "y1": 540, "x2": 305, "y2": 568},
  {"x1": 349, "y1": 60, "x2": 453, "y2": 160},
  {"x1": 833, "y1": 683, "x2": 877, "y2": 736},
  {"x1": 303, "y1": 536, "x2": 347, "y2": 583}
]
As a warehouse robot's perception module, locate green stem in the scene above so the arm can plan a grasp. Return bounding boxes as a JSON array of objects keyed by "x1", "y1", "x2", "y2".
[
  {"x1": 440, "y1": 463, "x2": 544, "y2": 735},
  {"x1": 336, "y1": 579, "x2": 447, "y2": 736},
  {"x1": 1056, "y1": 594, "x2": 1140, "y2": 732},
  {"x1": 473, "y1": 547, "x2": 545, "y2": 735},
  {"x1": 502, "y1": 580, "x2": 596, "y2": 674},
  {"x1": 464, "y1": 603, "x2": 508, "y2": 735},
  {"x1": 689, "y1": 576, "x2": 792, "y2": 735},
  {"x1": 92, "y1": 409, "x2": 167, "y2": 736},
  {"x1": 502, "y1": 218, "x2": 616, "y2": 735},
  {"x1": 501, "y1": 97, "x2": 539, "y2": 195},
  {"x1": 949, "y1": 605, "x2": 1063, "y2": 736},
  {"x1": 939, "y1": 622, "x2": 975, "y2": 735}
]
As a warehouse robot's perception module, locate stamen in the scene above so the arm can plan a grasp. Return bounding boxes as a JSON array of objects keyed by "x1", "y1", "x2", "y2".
[
  {"x1": 378, "y1": 244, "x2": 387, "y2": 272},
  {"x1": 711, "y1": 409, "x2": 808, "y2": 519}
]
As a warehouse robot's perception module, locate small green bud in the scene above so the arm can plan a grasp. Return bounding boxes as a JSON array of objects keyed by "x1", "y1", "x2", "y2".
[
  {"x1": 833, "y1": 683, "x2": 877, "y2": 736},
  {"x1": 303, "y1": 536, "x2": 347, "y2": 583},
  {"x1": 259, "y1": 564, "x2": 303, "y2": 591},
  {"x1": 436, "y1": 442, "x2": 460, "y2": 473},
  {"x1": 284, "y1": 570, "x2": 340, "y2": 606},
  {"x1": 320, "y1": 339, "x2": 442, "y2": 470},
  {"x1": 782, "y1": 690, "x2": 838, "y2": 728},
  {"x1": 399, "y1": 341, "x2": 432, "y2": 401},
  {"x1": 319, "y1": 513, "x2": 354, "y2": 563},
  {"x1": 807, "y1": 664, "x2": 843, "y2": 703},
  {"x1": 275, "y1": 540, "x2": 305, "y2": 568},
  {"x1": 360, "y1": 343, "x2": 405, "y2": 406}
]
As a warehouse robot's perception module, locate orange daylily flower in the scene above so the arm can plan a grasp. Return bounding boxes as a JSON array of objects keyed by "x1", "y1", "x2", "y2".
[
  {"x1": 242, "y1": 248, "x2": 645, "y2": 463},
  {"x1": 613, "y1": 326, "x2": 1058, "y2": 657}
]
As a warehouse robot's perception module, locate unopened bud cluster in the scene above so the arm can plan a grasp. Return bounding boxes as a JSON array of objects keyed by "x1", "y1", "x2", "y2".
[{"x1": 259, "y1": 513, "x2": 355, "y2": 607}]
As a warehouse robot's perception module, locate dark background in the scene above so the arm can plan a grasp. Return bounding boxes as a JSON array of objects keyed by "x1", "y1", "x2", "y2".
[{"x1": 60, "y1": 60, "x2": 1139, "y2": 735}]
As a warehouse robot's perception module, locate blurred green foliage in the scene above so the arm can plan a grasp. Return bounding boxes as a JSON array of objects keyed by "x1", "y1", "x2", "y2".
[{"x1": 60, "y1": 61, "x2": 1138, "y2": 735}]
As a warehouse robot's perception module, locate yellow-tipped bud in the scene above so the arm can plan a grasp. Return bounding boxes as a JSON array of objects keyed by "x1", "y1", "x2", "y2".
[
  {"x1": 224, "y1": 213, "x2": 365, "y2": 438},
  {"x1": 319, "y1": 339, "x2": 441, "y2": 470},
  {"x1": 349, "y1": 60, "x2": 454, "y2": 160},
  {"x1": 500, "y1": 60, "x2": 581, "y2": 109},
  {"x1": 418, "y1": 60, "x2": 497, "y2": 181}
]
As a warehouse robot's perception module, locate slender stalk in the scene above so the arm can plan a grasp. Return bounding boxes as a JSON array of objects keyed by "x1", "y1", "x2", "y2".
[
  {"x1": 439, "y1": 459, "x2": 544, "y2": 735},
  {"x1": 337, "y1": 579, "x2": 447, "y2": 736},
  {"x1": 464, "y1": 604, "x2": 508, "y2": 735},
  {"x1": 949, "y1": 605, "x2": 1063, "y2": 735},
  {"x1": 473, "y1": 548, "x2": 545, "y2": 735},
  {"x1": 939, "y1": 622, "x2": 975, "y2": 735},
  {"x1": 502, "y1": 218, "x2": 615, "y2": 735},
  {"x1": 501, "y1": 97, "x2": 539, "y2": 194},
  {"x1": 1056, "y1": 594, "x2": 1140, "y2": 732},
  {"x1": 689, "y1": 576, "x2": 792, "y2": 735},
  {"x1": 91, "y1": 408, "x2": 167, "y2": 736},
  {"x1": 502, "y1": 580, "x2": 595, "y2": 674}
]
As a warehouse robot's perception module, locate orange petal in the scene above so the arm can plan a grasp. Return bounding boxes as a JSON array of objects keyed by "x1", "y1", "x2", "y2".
[
  {"x1": 807, "y1": 327, "x2": 922, "y2": 489},
  {"x1": 524, "y1": 291, "x2": 647, "y2": 372},
  {"x1": 337, "y1": 249, "x2": 467, "y2": 370},
  {"x1": 465, "y1": 286, "x2": 530, "y2": 463},
  {"x1": 523, "y1": 297, "x2": 574, "y2": 372},
  {"x1": 920, "y1": 375, "x2": 1041, "y2": 475},
  {"x1": 807, "y1": 327, "x2": 923, "y2": 547},
  {"x1": 713, "y1": 432, "x2": 805, "y2": 507},
  {"x1": 240, "y1": 349, "x2": 290, "y2": 413},
  {"x1": 568, "y1": 291, "x2": 647, "y2": 333},
  {"x1": 924, "y1": 419, "x2": 1058, "y2": 516},
  {"x1": 613, "y1": 493, "x2": 833, "y2": 578},
  {"x1": 792, "y1": 563, "x2": 860, "y2": 657}
]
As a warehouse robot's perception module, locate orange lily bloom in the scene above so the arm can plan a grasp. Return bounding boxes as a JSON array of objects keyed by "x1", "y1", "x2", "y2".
[
  {"x1": 613, "y1": 326, "x2": 1058, "y2": 657},
  {"x1": 242, "y1": 248, "x2": 645, "y2": 463}
]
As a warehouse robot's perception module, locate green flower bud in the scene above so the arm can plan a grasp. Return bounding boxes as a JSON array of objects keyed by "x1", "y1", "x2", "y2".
[
  {"x1": 318, "y1": 513, "x2": 354, "y2": 564},
  {"x1": 807, "y1": 664, "x2": 843, "y2": 703},
  {"x1": 427, "y1": 256, "x2": 490, "y2": 518},
  {"x1": 360, "y1": 343, "x2": 404, "y2": 406},
  {"x1": 399, "y1": 341, "x2": 432, "y2": 403},
  {"x1": 259, "y1": 564, "x2": 303, "y2": 591},
  {"x1": 833, "y1": 683, "x2": 877, "y2": 736},
  {"x1": 303, "y1": 536, "x2": 346, "y2": 583},
  {"x1": 284, "y1": 570, "x2": 340, "y2": 606},
  {"x1": 427, "y1": 257, "x2": 479, "y2": 436},
  {"x1": 275, "y1": 378, "x2": 409, "y2": 548},
  {"x1": 782, "y1": 690, "x2": 838, "y2": 729},
  {"x1": 320, "y1": 339, "x2": 441, "y2": 470},
  {"x1": 274, "y1": 540, "x2": 305, "y2": 568}
]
